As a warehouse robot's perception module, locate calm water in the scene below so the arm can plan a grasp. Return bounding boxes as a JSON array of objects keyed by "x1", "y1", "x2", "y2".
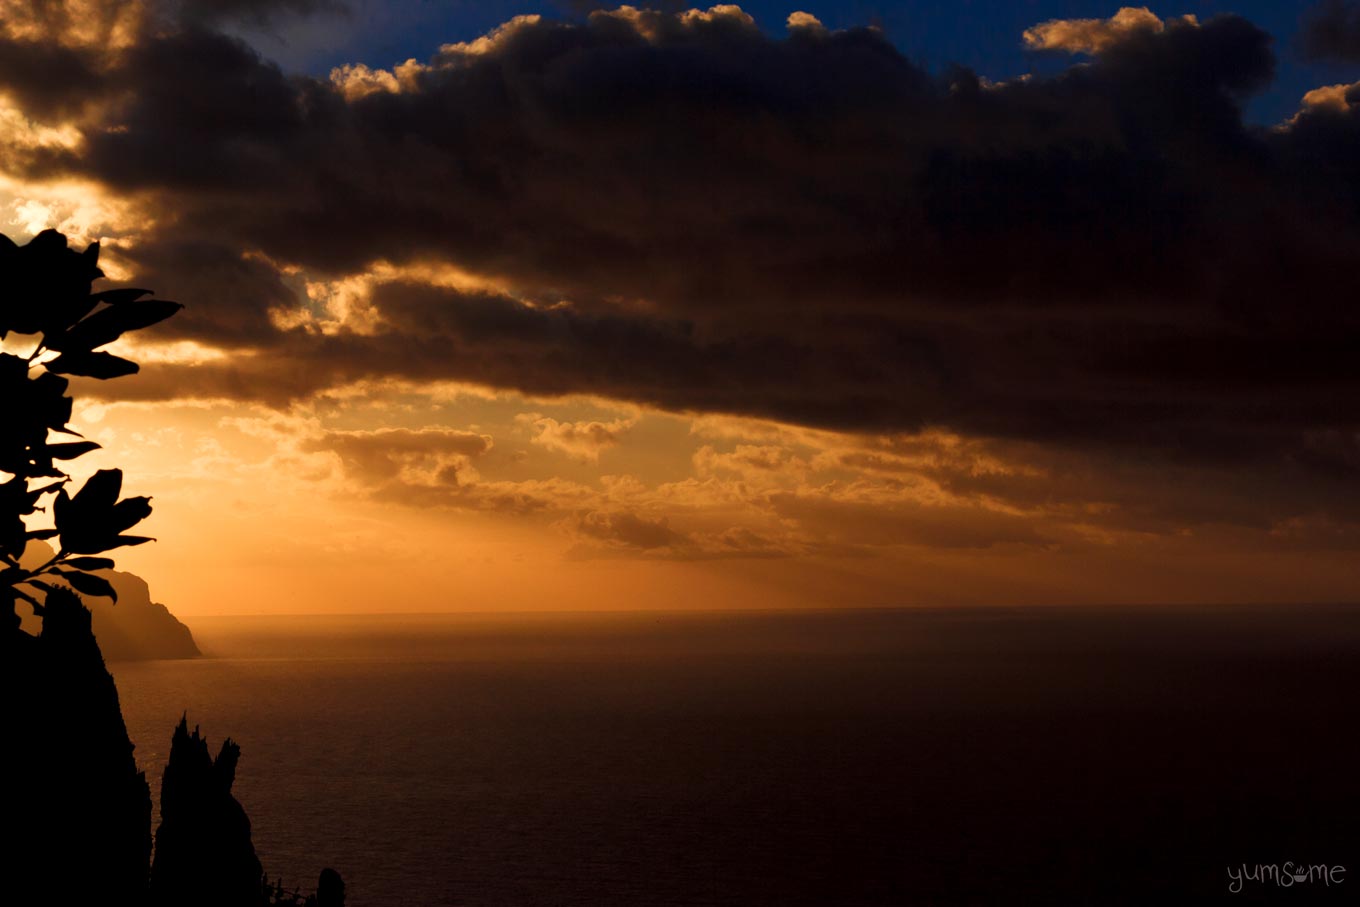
[{"x1": 112, "y1": 607, "x2": 1360, "y2": 906}]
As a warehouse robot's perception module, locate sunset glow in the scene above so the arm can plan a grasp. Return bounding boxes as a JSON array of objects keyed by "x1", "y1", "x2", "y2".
[
  {"x1": 7, "y1": 4, "x2": 1360, "y2": 906},
  {"x1": 2, "y1": 2, "x2": 1357, "y2": 616}
]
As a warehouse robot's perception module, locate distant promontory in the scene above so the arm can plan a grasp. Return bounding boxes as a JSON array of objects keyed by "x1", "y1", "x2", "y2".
[
  {"x1": 21, "y1": 543, "x2": 199, "y2": 660},
  {"x1": 89, "y1": 568, "x2": 200, "y2": 661}
]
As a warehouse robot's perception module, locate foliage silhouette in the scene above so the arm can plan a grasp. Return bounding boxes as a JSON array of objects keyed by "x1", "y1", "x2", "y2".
[
  {"x1": 3, "y1": 227, "x2": 345, "y2": 905},
  {"x1": 1, "y1": 229, "x2": 180, "y2": 627}
]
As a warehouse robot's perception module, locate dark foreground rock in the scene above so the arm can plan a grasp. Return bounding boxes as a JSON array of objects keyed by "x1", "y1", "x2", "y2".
[
  {"x1": 6, "y1": 588, "x2": 341, "y2": 906},
  {"x1": 317, "y1": 868, "x2": 346, "y2": 906},
  {"x1": 2, "y1": 587, "x2": 153, "y2": 904},
  {"x1": 150, "y1": 717, "x2": 266, "y2": 907}
]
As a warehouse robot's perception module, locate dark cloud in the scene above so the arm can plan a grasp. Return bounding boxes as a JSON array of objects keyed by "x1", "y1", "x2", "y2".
[
  {"x1": 0, "y1": 39, "x2": 107, "y2": 120},
  {"x1": 83, "y1": 279, "x2": 959, "y2": 434},
  {"x1": 311, "y1": 427, "x2": 492, "y2": 485},
  {"x1": 85, "y1": 274, "x2": 1360, "y2": 485},
  {"x1": 571, "y1": 510, "x2": 685, "y2": 551},
  {"x1": 91, "y1": 28, "x2": 309, "y2": 192},
  {"x1": 1301, "y1": 0, "x2": 1360, "y2": 62},
  {"x1": 167, "y1": 0, "x2": 348, "y2": 28},
  {"x1": 766, "y1": 493, "x2": 1047, "y2": 550},
  {"x1": 112, "y1": 240, "x2": 298, "y2": 346},
  {"x1": 554, "y1": 0, "x2": 687, "y2": 16},
  {"x1": 563, "y1": 510, "x2": 801, "y2": 560},
  {"x1": 6, "y1": 6, "x2": 1359, "y2": 494}
]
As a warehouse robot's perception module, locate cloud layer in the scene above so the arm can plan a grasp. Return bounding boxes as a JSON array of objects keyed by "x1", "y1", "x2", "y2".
[
  {"x1": 4, "y1": 3, "x2": 1360, "y2": 558},
  {"x1": 1302, "y1": 0, "x2": 1360, "y2": 62}
]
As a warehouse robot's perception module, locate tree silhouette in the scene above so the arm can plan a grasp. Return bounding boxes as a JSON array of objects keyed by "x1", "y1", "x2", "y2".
[
  {"x1": 2, "y1": 229, "x2": 346, "y2": 904},
  {"x1": 1, "y1": 229, "x2": 180, "y2": 629}
]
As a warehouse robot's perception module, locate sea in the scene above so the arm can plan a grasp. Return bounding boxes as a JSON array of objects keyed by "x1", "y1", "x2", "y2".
[{"x1": 112, "y1": 606, "x2": 1360, "y2": 906}]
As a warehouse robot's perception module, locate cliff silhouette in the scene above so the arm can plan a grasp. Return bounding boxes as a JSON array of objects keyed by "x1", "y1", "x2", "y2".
[
  {"x1": 3, "y1": 230, "x2": 342, "y2": 905},
  {"x1": 151, "y1": 717, "x2": 266, "y2": 907},
  {"x1": 4, "y1": 587, "x2": 152, "y2": 905},
  {"x1": 91, "y1": 567, "x2": 201, "y2": 660},
  {"x1": 4, "y1": 588, "x2": 343, "y2": 906}
]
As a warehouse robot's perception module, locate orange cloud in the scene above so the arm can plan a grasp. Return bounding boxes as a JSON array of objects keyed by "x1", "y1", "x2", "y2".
[
  {"x1": 523, "y1": 414, "x2": 635, "y2": 463},
  {"x1": 1300, "y1": 81, "x2": 1360, "y2": 113},
  {"x1": 692, "y1": 444, "x2": 809, "y2": 485},
  {"x1": 1022, "y1": 7, "x2": 1191, "y2": 55}
]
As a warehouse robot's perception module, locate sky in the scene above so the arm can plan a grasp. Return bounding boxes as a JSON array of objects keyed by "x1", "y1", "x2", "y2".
[
  {"x1": 3, "y1": 1, "x2": 1360, "y2": 614},
  {"x1": 229, "y1": 0, "x2": 1360, "y2": 124}
]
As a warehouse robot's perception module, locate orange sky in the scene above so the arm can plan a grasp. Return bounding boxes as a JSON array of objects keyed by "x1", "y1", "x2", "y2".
[{"x1": 16, "y1": 385, "x2": 1344, "y2": 616}]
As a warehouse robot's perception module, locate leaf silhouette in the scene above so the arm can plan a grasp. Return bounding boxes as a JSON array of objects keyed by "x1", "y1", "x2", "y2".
[
  {"x1": 64, "y1": 556, "x2": 115, "y2": 570},
  {"x1": 1, "y1": 514, "x2": 24, "y2": 560},
  {"x1": 89, "y1": 288, "x2": 154, "y2": 306},
  {"x1": 110, "y1": 496, "x2": 153, "y2": 533},
  {"x1": 50, "y1": 470, "x2": 156, "y2": 554},
  {"x1": 48, "y1": 441, "x2": 101, "y2": 460},
  {"x1": 32, "y1": 372, "x2": 74, "y2": 429},
  {"x1": 44, "y1": 350, "x2": 140, "y2": 379},
  {"x1": 50, "y1": 298, "x2": 183, "y2": 353},
  {"x1": 108, "y1": 535, "x2": 154, "y2": 549},
  {"x1": 59, "y1": 570, "x2": 117, "y2": 602},
  {"x1": 73, "y1": 469, "x2": 123, "y2": 510},
  {"x1": 2, "y1": 229, "x2": 179, "y2": 623}
]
